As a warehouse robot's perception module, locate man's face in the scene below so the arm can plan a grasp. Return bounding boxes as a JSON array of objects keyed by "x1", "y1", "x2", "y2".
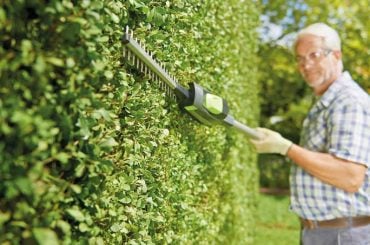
[{"x1": 295, "y1": 35, "x2": 339, "y2": 94}]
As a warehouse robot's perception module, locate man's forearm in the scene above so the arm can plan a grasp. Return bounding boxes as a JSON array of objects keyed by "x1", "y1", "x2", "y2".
[{"x1": 286, "y1": 144, "x2": 367, "y2": 193}]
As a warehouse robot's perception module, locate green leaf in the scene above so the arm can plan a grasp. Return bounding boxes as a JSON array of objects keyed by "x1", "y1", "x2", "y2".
[
  {"x1": 46, "y1": 57, "x2": 64, "y2": 67},
  {"x1": 75, "y1": 163, "x2": 86, "y2": 177},
  {"x1": 128, "y1": 0, "x2": 145, "y2": 8},
  {"x1": 21, "y1": 40, "x2": 33, "y2": 54},
  {"x1": 76, "y1": 117, "x2": 92, "y2": 140},
  {"x1": 0, "y1": 211, "x2": 10, "y2": 227},
  {"x1": 70, "y1": 184, "x2": 82, "y2": 194},
  {"x1": 14, "y1": 178, "x2": 33, "y2": 196},
  {"x1": 66, "y1": 57, "x2": 76, "y2": 68},
  {"x1": 89, "y1": 237, "x2": 105, "y2": 245},
  {"x1": 99, "y1": 137, "x2": 118, "y2": 150},
  {"x1": 55, "y1": 152, "x2": 70, "y2": 164},
  {"x1": 110, "y1": 223, "x2": 129, "y2": 234},
  {"x1": 119, "y1": 197, "x2": 131, "y2": 204},
  {"x1": 0, "y1": 7, "x2": 6, "y2": 29},
  {"x1": 97, "y1": 36, "x2": 109, "y2": 43},
  {"x1": 110, "y1": 12, "x2": 120, "y2": 24},
  {"x1": 79, "y1": 222, "x2": 89, "y2": 232},
  {"x1": 122, "y1": 184, "x2": 131, "y2": 191},
  {"x1": 33, "y1": 228, "x2": 59, "y2": 245},
  {"x1": 55, "y1": 220, "x2": 71, "y2": 235},
  {"x1": 66, "y1": 208, "x2": 85, "y2": 222},
  {"x1": 110, "y1": 223, "x2": 121, "y2": 233},
  {"x1": 104, "y1": 70, "x2": 114, "y2": 80}
]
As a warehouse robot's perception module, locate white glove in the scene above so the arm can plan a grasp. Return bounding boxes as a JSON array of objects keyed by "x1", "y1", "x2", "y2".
[{"x1": 250, "y1": 128, "x2": 293, "y2": 155}]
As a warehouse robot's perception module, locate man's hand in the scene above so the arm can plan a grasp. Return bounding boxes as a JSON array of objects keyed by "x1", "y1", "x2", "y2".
[{"x1": 250, "y1": 128, "x2": 293, "y2": 155}]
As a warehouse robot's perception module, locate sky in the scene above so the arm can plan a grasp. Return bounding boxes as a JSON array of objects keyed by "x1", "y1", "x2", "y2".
[{"x1": 259, "y1": 15, "x2": 295, "y2": 48}]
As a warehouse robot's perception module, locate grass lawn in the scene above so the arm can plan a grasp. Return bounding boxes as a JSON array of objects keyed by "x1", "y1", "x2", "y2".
[{"x1": 255, "y1": 193, "x2": 301, "y2": 245}]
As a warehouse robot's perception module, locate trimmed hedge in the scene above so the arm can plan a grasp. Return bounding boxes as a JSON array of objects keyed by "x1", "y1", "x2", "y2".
[{"x1": 0, "y1": 0, "x2": 260, "y2": 244}]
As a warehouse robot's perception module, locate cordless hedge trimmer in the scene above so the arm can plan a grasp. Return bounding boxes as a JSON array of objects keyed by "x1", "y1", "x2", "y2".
[{"x1": 122, "y1": 26, "x2": 261, "y2": 139}]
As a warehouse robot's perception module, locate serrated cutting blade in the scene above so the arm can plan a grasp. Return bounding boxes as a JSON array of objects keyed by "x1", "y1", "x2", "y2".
[{"x1": 122, "y1": 26, "x2": 179, "y2": 100}]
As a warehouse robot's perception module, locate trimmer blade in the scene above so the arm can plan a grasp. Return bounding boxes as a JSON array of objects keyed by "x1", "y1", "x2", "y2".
[{"x1": 122, "y1": 26, "x2": 178, "y2": 100}]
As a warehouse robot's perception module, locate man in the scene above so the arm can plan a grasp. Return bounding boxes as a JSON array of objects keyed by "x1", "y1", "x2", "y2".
[{"x1": 251, "y1": 23, "x2": 370, "y2": 245}]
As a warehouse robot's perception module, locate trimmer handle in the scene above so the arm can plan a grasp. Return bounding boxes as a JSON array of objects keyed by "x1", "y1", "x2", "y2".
[
  {"x1": 174, "y1": 82, "x2": 261, "y2": 139},
  {"x1": 231, "y1": 120, "x2": 262, "y2": 139}
]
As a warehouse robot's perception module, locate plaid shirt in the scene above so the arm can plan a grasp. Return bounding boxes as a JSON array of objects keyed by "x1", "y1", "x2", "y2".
[{"x1": 290, "y1": 71, "x2": 370, "y2": 220}]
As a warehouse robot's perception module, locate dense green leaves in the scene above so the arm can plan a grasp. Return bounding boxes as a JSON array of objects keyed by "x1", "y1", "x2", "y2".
[{"x1": 0, "y1": 0, "x2": 259, "y2": 244}]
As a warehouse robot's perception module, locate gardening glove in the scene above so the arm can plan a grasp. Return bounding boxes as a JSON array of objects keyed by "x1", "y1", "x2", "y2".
[{"x1": 250, "y1": 128, "x2": 293, "y2": 155}]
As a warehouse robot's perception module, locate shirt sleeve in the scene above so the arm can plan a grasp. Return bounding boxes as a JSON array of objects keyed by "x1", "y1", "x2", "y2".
[{"x1": 328, "y1": 101, "x2": 370, "y2": 167}]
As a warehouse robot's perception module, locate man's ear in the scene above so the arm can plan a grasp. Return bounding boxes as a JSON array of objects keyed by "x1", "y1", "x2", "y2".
[{"x1": 333, "y1": 50, "x2": 342, "y2": 60}]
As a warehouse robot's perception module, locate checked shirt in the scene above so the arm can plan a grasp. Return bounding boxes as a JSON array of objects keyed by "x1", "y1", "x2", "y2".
[{"x1": 290, "y1": 71, "x2": 370, "y2": 221}]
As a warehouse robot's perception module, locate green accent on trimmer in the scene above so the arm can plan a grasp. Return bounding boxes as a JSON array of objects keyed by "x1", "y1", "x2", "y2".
[{"x1": 203, "y1": 93, "x2": 223, "y2": 115}]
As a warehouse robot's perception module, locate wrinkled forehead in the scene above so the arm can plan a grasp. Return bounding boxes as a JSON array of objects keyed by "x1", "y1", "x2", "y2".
[{"x1": 295, "y1": 34, "x2": 325, "y2": 55}]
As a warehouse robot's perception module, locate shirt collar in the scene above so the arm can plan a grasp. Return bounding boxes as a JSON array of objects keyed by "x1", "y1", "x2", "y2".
[{"x1": 318, "y1": 71, "x2": 352, "y2": 108}]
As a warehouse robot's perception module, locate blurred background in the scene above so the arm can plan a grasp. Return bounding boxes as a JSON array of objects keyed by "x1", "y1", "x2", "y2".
[
  {"x1": 258, "y1": 0, "x2": 369, "y2": 190},
  {"x1": 256, "y1": 1, "x2": 369, "y2": 244}
]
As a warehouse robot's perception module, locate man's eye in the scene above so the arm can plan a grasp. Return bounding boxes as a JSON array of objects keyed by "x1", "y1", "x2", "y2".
[{"x1": 309, "y1": 51, "x2": 321, "y2": 59}]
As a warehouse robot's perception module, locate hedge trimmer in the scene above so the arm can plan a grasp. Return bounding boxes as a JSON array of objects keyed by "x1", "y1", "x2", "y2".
[{"x1": 122, "y1": 26, "x2": 261, "y2": 139}]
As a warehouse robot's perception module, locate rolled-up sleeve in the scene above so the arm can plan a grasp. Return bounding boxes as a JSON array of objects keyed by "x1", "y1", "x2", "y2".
[{"x1": 328, "y1": 101, "x2": 370, "y2": 167}]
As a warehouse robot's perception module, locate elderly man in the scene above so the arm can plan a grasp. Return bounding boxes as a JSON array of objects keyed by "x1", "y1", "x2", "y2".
[{"x1": 251, "y1": 23, "x2": 370, "y2": 245}]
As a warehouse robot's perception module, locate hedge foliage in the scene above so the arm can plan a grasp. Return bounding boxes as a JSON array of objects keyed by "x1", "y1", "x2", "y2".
[{"x1": 0, "y1": 0, "x2": 260, "y2": 244}]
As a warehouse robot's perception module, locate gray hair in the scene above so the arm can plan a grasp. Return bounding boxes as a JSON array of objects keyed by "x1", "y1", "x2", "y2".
[
  {"x1": 294, "y1": 23, "x2": 341, "y2": 51},
  {"x1": 294, "y1": 23, "x2": 343, "y2": 72}
]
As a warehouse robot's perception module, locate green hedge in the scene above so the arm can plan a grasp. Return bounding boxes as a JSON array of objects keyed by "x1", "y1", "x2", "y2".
[{"x1": 0, "y1": 0, "x2": 260, "y2": 244}]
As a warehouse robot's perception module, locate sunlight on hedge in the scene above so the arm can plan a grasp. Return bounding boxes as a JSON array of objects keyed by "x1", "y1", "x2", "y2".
[{"x1": 0, "y1": 0, "x2": 260, "y2": 243}]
